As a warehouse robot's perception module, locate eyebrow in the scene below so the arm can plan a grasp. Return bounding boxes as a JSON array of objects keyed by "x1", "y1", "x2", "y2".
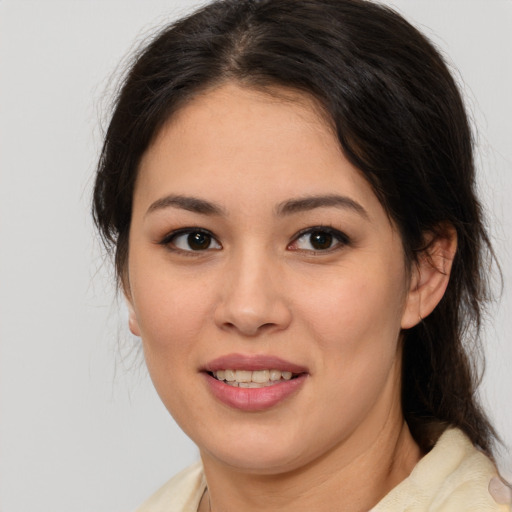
[
  {"x1": 145, "y1": 193, "x2": 368, "y2": 219},
  {"x1": 276, "y1": 194, "x2": 369, "y2": 219},
  {"x1": 145, "y1": 194, "x2": 225, "y2": 217}
]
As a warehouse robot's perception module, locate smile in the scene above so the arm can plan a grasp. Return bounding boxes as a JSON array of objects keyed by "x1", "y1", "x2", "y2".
[
  {"x1": 203, "y1": 355, "x2": 308, "y2": 411},
  {"x1": 211, "y1": 369, "x2": 296, "y2": 388}
]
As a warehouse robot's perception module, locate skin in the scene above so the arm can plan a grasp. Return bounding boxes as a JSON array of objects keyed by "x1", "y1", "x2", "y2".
[{"x1": 125, "y1": 83, "x2": 456, "y2": 512}]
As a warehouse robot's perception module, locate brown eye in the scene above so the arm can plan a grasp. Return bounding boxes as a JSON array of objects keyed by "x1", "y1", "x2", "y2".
[
  {"x1": 309, "y1": 231, "x2": 333, "y2": 250},
  {"x1": 167, "y1": 230, "x2": 222, "y2": 252},
  {"x1": 290, "y1": 227, "x2": 349, "y2": 252},
  {"x1": 187, "y1": 232, "x2": 212, "y2": 250}
]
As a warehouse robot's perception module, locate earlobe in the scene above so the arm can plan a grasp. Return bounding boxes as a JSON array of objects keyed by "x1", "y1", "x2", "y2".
[
  {"x1": 126, "y1": 300, "x2": 141, "y2": 337},
  {"x1": 401, "y1": 226, "x2": 457, "y2": 329},
  {"x1": 122, "y1": 273, "x2": 141, "y2": 337}
]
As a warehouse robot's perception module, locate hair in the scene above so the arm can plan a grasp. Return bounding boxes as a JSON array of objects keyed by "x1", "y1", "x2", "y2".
[{"x1": 93, "y1": 0, "x2": 498, "y2": 455}]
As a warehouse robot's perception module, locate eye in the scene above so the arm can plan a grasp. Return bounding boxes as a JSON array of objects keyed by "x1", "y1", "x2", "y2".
[
  {"x1": 289, "y1": 227, "x2": 349, "y2": 252},
  {"x1": 161, "y1": 229, "x2": 221, "y2": 252}
]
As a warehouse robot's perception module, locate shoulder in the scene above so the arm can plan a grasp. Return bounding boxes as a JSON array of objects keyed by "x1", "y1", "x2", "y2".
[
  {"x1": 135, "y1": 461, "x2": 206, "y2": 512},
  {"x1": 372, "y1": 428, "x2": 512, "y2": 512}
]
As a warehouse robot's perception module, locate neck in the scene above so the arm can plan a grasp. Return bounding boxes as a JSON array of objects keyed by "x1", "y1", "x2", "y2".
[{"x1": 199, "y1": 417, "x2": 421, "y2": 512}]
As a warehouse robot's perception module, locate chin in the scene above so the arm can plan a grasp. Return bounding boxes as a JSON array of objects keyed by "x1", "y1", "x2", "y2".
[
  {"x1": 207, "y1": 449, "x2": 307, "y2": 475},
  {"x1": 198, "y1": 428, "x2": 312, "y2": 474}
]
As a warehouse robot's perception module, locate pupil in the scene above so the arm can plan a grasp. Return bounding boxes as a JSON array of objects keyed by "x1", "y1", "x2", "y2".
[
  {"x1": 310, "y1": 231, "x2": 332, "y2": 250},
  {"x1": 188, "y1": 232, "x2": 211, "y2": 250}
]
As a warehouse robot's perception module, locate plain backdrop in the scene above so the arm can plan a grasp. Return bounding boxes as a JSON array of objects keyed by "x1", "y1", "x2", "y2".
[{"x1": 0, "y1": 1, "x2": 511, "y2": 511}]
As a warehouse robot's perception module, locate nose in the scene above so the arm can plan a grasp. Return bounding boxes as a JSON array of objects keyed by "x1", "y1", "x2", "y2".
[{"x1": 214, "y1": 249, "x2": 292, "y2": 337}]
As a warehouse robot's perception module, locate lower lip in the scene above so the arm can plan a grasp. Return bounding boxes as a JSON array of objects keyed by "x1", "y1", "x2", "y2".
[{"x1": 204, "y1": 373, "x2": 307, "y2": 411}]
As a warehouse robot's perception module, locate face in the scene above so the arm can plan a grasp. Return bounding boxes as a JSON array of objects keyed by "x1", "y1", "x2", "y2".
[{"x1": 126, "y1": 83, "x2": 414, "y2": 474}]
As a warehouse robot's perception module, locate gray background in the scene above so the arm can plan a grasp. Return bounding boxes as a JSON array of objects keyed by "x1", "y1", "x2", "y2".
[{"x1": 0, "y1": 1, "x2": 510, "y2": 511}]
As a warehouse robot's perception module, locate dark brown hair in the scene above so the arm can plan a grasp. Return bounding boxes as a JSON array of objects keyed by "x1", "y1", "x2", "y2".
[{"x1": 93, "y1": 0, "x2": 497, "y2": 455}]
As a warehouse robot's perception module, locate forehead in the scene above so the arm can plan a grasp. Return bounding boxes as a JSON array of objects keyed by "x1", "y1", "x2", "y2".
[
  {"x1": 144, "y1": 82, "x2": 337, "y2": 163},
  {"x1": 135, "y1": 82, "x2": 383, "y2": 221}
]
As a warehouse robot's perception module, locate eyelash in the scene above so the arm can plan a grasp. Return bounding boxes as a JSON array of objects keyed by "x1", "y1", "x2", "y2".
[
  {"x1": 288, "y1": 226, "x2": 351, "y2": 253},
  {"x1": 159, "y1": 228, "x2": 222, "y2": 255},
  {"x1": 158, "y1": 226, "x2": 351, "y2": 254}
]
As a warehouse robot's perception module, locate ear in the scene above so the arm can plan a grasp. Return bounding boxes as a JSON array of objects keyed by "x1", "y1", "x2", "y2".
[
  {"x1": 122, "y1": 278, "x2": 141, "y2": 337},
  {"x1": 401, "y1": 225, "x2": 457, "y2": 329},
  {"x1": 126, "y1": 298, "x2": 141, "y2": 337}
]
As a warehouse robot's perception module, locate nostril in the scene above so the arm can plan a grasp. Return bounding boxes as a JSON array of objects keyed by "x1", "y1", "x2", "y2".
[
  {"x1": 258, "y1": 322, "x2": 279, "y2": 332},
  {"x1": 221, "y1": 320, "x2": 277, "y2": 336}
]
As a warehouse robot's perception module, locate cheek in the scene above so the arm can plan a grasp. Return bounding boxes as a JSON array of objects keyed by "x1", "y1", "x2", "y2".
[
  {"x1": 296, "y1": 262, "x2": 406, "y2": 392},
  {"x1": 129, "y1": 266, "x2": 215, "y2": 360},
  {"x1": 129, "y1": 270, "x2": 216, "y2": 419},
  {"x1": 298, "y1": 270, "x2": 406, "y2": 425},
  {"x1": 297, "y1": 269, "x2": 406, "y2": 353}
]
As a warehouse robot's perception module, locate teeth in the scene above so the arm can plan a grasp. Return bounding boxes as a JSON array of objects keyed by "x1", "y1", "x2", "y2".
[
  {"x1": 239, "y1": 382, "x2": 263, "y2": 388},
  {"x1": 213, "y1": 369, "x2": 297, "y2": 386},
  {"x1": 224, "y1": 369, "x2": 236, "y2": 382},
  {"x1": 269, "y1": 369, "x2": 281, "y2": 381},
  {"x1": 235, "y1": 370, "x2": 252, "y2": 383},
  {"x1": 252, "y1": 370, "x2": 269, "y2": 383}
]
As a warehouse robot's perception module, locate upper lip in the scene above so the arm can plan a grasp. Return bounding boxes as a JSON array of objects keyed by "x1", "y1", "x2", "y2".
[{"x1": 203, "y1": 353, "x2": 308, "y2": 374}]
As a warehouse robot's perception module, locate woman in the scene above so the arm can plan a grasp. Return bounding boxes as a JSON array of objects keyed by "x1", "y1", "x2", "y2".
[{"x1": 93, "y1": 0, "x2": 511, "y2": 510}]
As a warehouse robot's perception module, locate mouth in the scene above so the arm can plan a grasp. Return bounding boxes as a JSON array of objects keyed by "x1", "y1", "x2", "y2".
[
  {"x1": 208, "y1": 369, "x2": 299, "y2": 388},
  {"x1": 202, "y1": 354, "x2": 308, "y2": 411}
]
